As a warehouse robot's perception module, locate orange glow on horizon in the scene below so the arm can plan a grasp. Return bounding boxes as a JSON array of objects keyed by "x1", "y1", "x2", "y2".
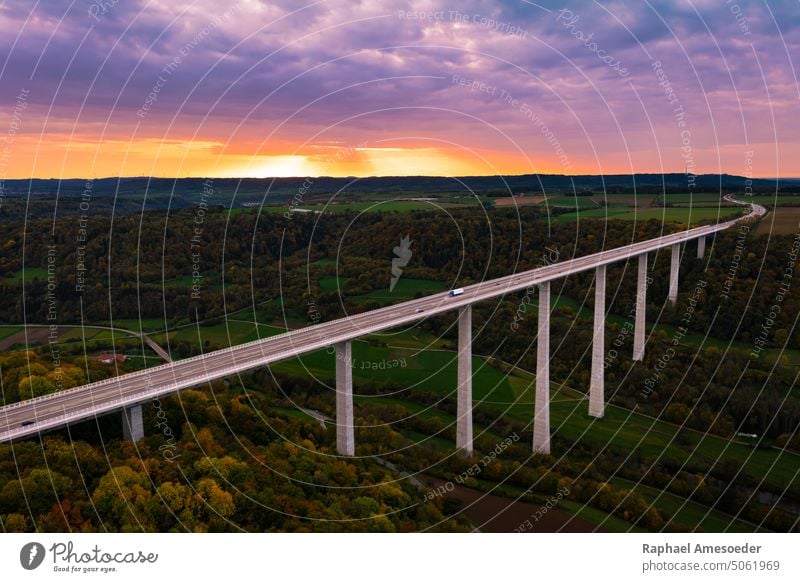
[{"x1": 0, "y1": 134, "x2": 794, "y2": 180}]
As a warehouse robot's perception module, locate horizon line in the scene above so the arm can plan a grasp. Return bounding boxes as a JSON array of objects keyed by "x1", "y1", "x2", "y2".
[{"x1": 5, "y1": 171, "x2": 798, "y2": 182}]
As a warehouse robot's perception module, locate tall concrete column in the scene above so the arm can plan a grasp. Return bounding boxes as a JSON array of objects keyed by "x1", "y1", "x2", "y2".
[
  {"x1": 633, "y1": 253, "x2": 647, "y2": 361},
  {"x1": 533, "y1": 281, "x2": 551, "y2": 454},
  {"x1": 668, "y1": 243, "x2": 680, "y2": 304},
  {"x1": 122, "y1": 405, "x2": 144, "y2": 442},
  {"x1": 590, "y1": 265, "x2": 606, "y2": 418},
  {"x1": 335, "y1": 341, "x2": 355, "y2": 456},
  {"x1": 697, "y1": 236, "x2": 705, "y2": 259},
  {"x1": 457, "y1": 305, "x2": 473, "y2": 455}
]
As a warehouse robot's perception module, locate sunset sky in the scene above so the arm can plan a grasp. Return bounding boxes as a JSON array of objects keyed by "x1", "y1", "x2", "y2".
[{"x1": 0, "y1": 0, "x2": 798, "y2": 179}]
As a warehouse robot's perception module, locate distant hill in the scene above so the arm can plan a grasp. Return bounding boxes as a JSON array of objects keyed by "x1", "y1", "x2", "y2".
[{"x1": 0, "y1": 173, "x2": 792, "y2": 218}]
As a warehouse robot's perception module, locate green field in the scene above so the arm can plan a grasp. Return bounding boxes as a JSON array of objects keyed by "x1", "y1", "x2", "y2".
[
  {"x1": 0, "y1": 326, "x2": 23, "y2": 340},
  {"x1": 404, "y1": 429, "x2": 454, "y2": 452},
  {"x1": 650, "y1": 321, "x2": 800, "y2": 365},
  {"x1": 259, "y1": 200, "x2": 466, "y2": 214},
  {"x1": 108, "y1": 318, "x2": 167, "y2": 333},
  {"x1": 89, "y1": 329, "x2": 140, "y2": 342},
  {"x1": 534, "y1": 191, "x2": 750, "y2": 225},
  {"x1": 381, "y1": 326, "x2": 450, "y2": 349},
  {"x1": 754, "y1": 195, "x2": 800, "y2": 207},
  {"x1": 56, "y1": 327, "x2": 102, "y2": 342},
  {"x1": 312, "y1": 258, "x2": 336, "y2": 266},
  {"x1": 549, "y1": 399, "x2": 796, "y2": 494},
  {"x1": 542, "y1": 196, "x2": 600, "y2": 209},
  {"x1": 552, "y1": 206, "x2": 746, "y2": 225},
  {"x1": 663, "y1": 193, "x2": 727, "y2": 203},
  {"x1": 47, "y1": 327, "x2": 139, "y2": 347},
  {"x1": 0, "y1": 325, "x2": 141, "y2": 348},
  {"x1": 3, "y1": 267, "x2": 49, "y2": 282},
  {"x1": 557, "y1": 499, "x2": 647, "y2": 532},
  {"x1": 149, "y1": 320, "x2": 286, "y2": 352},
  {"x1": 271, "y1": 341, "x2": 515, "y2": 403},
  {"x1": 319, "y1": 276, "x2": 344, "y2": 292},
  {"x1": 608, "y1": 477, "x2": 766, "y2": 532},
  {"x1": 543, "y1": 294, "x2": 800, "y2": 366},
  {"x1": 591, "y1": 194, "x2": 657, "y2": 206},
  {"x1": 271, "y1": 405, "x2": 326, "y2": 423}
]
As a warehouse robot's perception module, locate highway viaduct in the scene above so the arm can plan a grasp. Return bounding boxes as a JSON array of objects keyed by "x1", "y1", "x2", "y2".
[{"x1": 0, "y1": 198, "x2": 764, "y2": 456}]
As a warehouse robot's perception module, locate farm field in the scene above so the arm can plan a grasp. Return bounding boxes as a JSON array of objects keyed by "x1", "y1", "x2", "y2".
[
  {"x1": 0, "y1": 326, "x2": 22, "y2": 341},
  {"x1": 541, "y1": 196, "x2": 600, "y2": 209},
  {"x1": 493, "y1": 195, "x2": 546, "y2": 207},
  {"x1": 149, "y1": 320, "x2": 286, "y2": 352},
  {"x1": 756, "y1": 206, "x2": 800, "y2": 235},
  {"x1": 0, "y1": 325, "x2": 138, "y2": 351},
  {"x1": 662, "y1": 193, "x2": 728, "y2": 203},
  {"x1": 591, "y1": 195, "x2": 657, "y2": 207},
  {"x1": 754, "y1": 194, "x2": 800, "y2": 207},
  {"x1": 552, "y1": 206, "x2": 746, "y2": 225},
  {"x1": 270, "y1": 341, "x2": 515, "y2": 404},
  {"x1": 257, "y1": 199, "x2": 473, "y2": 214}
]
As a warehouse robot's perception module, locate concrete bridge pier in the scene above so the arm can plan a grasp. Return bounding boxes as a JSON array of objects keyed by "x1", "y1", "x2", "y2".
[
  {"x1": 697, "y1": 236, "x2": 706, "y2": 259},
  {"x1": 589, "y1": 265, "x2": 606, "y2": 418},
  {"x1": 335, "y1": 341, "x2": 355, "y2": 456},
  {"x1": 633, "y1": 253, "x2": 648, "y2": 361},
  {"x1": 533, "y1": 281, "x2": 551, "y2": 454},
  {"x1": 122, "y1": 405, "x2": 144, "y2": 442},
  {"x1": 668, "y1": 243, "x2": 680, "y2": 304},
  {"x1": 457, "y1": 305, "x2": 473, "y2": 455}
]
